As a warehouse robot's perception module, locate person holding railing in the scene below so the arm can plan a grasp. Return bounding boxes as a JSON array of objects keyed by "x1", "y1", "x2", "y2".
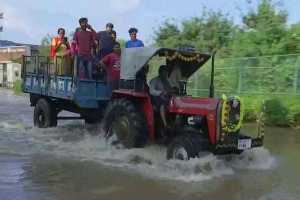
[{"x1": 50, "y1": 28, "x2": 72, "y2": 75}]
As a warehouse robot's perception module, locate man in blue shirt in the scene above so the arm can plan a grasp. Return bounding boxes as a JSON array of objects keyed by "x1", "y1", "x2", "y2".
[{"x1": 125, "y1": 27, "x2": 144, "y2": 48}]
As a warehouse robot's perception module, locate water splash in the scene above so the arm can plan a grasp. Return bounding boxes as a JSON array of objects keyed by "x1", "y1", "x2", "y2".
[
  {"x1": 0, "y1": 89, "x2": 276, "y2": 183},
  {"x1": 0, "y1": 121, "x2": 276, "y2": 183}
]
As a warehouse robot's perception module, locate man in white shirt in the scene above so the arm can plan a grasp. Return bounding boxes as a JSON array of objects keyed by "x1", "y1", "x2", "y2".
[{"x1": 149, "y1": 65, "x2": 172, "y2": 128}]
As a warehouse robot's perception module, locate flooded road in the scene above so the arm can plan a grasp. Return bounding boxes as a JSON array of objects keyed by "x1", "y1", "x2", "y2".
[{"x1": 0, "y1": 88, "x2": 300, "y2": 200}]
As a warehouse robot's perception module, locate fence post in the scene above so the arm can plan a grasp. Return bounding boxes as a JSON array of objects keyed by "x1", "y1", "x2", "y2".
[
  {"x1": 237, "y1": 62, "x2": 243, "y2": 94},
  {"x1": 294, "y1": 56, "x2": 300, "y2": 94}
]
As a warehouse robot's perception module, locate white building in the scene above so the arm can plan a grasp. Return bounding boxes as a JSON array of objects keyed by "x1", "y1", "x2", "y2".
[
  {"x1": 0, "y1": 45, "x2": 36, "y2": 88},
  {"x1": 0, "y1": 61, "x2": 22, "y2": 87}
]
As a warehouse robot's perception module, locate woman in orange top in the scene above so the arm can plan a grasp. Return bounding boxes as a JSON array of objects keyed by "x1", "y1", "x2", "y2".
[{"x1": 50, "y1": 28, "x2": 72, "y2": 75}]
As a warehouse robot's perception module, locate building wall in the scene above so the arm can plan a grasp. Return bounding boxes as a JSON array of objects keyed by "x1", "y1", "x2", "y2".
[
  {"x1": 7, "y1": 62, "x2": 22, "y2": 87},
  {"x1": 0, "y1": 46, "x2": 31, "y2": 62}
]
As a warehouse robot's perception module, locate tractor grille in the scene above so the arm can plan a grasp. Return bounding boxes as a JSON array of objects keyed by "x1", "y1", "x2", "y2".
[
  {"x1": 219, "y1": 97, "x2": 243, "y2": 142},
  {"x1": 226, "y1": 97, "x2": 241, "y2": 132}
]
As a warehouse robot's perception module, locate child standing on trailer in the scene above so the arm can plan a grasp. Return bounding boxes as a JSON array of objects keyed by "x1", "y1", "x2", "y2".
[{"x1": 99, "y1": 43, "x2": 121, "y2": 89}]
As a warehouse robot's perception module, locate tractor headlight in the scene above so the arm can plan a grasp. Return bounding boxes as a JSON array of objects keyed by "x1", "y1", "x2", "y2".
[{"x1": 232, "y1": 99, "x2": 239, "y2": 109}]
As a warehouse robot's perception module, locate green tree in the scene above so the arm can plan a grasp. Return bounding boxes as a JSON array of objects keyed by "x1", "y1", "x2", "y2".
[
  {"x1": 232, "y1": 0, "x2": 288, "y2": 56},
  {"x1": 39, "y1": 34, "x2": 51, "y2": 57},
  {"x1": 154, "y1": 21, "x2": 181, "y2": 48},
  {"x1": 283, "y1": 23, "x2": 300, "y2": 54},
  {"x1": 154, "y1": 10, "x2": 236, "y2": 55},
  {"x1": 118, "y1": 39, "x2": 126, "y2": 49}
]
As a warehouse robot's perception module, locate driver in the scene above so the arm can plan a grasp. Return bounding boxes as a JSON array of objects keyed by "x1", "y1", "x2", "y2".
[{"x1": 149, "y1": 65, "x2": 173, "y2": 128}]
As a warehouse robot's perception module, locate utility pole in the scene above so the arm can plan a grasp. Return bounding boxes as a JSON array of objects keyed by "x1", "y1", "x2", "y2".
[{"x1": 0, "y1": 12, "x2": 3, "y2": 41}]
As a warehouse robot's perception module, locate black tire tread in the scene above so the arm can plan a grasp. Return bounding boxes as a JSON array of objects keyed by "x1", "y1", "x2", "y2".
[
  {"x1": 167, "y1": 130, "x2": 209, "y2": 160},
  {"x1": 102, "y1": 98, "x2": 148, "y2": 148},
  {"x1": 34, "y1": 98, "x2": 57, "y2": 128}
]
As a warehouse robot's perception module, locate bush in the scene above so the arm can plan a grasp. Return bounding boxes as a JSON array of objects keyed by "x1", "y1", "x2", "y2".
[
  {"x1": 284, "y1": 98, "x2": 300, "y2": 128},
  {"x1": 263, "y1": 98, "x2": 289, "y2": 126},
  {"x1": 242, "y1": 95, "x2": 264, "y2": 122},
  {"x1": 240, "y1": 95, "x2": 300, "y2": 127},
  {"x1": 13, "y1": 79, "x2": 22, "y2": 95},
  {"x1": 288, "y1": 110, "x2": 300, "y2": 128}
]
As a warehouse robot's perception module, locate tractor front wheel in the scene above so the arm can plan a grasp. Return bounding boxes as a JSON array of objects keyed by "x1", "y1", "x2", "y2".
[
  {"x1": 167, "y1": 131, "x2": 209, "y2": 160},
  {"x1": 102, "y1": 99, "x2": 148, "y2": 148}
]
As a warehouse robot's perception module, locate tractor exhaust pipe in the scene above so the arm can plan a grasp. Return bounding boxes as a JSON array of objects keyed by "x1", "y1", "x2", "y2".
[{"x1": 209, "y1": 51, "x2": 216, "y2": 98}]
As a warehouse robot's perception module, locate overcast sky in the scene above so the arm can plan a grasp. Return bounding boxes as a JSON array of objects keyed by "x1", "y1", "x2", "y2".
[{"x1": 1, "y1": 0, "x2": 300, "y2": 45}]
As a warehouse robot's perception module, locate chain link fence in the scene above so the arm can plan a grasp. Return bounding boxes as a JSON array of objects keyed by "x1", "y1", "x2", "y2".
[{"x1": 187, "y1": 54, "x2": 300, "y2": 97}]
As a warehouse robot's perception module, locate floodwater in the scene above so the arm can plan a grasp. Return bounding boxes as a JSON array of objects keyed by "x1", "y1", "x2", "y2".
[{"x1": 0, "y1": 89, "x2": 300, "y2": 200}]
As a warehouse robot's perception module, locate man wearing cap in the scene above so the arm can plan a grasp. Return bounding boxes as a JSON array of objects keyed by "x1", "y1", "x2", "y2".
[
  {"x1": 99, "y1": 43, "x2": 121, "y2": 89},
  {"x1": 97, "y1": 23, "x2": 115, "y2": 59},
  {"x1": 125, "y1": 27, "x2": 144, "y2": 48}
]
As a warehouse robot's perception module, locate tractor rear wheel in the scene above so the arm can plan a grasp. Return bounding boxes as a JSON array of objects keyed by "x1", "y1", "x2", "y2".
[
  {"x1": 33, "y1": 98, "x2": 57, "y2": 128},
  {"x1": 102, "y1": 99, "x2": 148, "y2": 148},
  {"x1": 167, "y1": 130, "x2": 209, "y2": 160}
]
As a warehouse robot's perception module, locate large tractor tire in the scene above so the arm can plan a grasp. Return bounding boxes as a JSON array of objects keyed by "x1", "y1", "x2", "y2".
[
  {"x1": 167, "y1": 130, "x2": 209, "y2": 160},
  {"x1": 102, "y1": 99, "x2": 148, "y2": 148},
  {"x1": 33, "y1": 98, "x2": 57, "y2": 128},
  {"x1": 82, "y1": 110, "x2": 100, "y2": 125}
]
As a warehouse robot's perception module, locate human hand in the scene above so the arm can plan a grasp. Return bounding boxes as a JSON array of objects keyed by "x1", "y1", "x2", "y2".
[
  {"x1": 63, "y1": 37, "x2": 68, "y2": 44},
  {"x1": 162, "y1": 91, "x2": 171, "y2": 98},
  {"x1": 87, "y1": 24, "x2": 93, "y2": 30}
]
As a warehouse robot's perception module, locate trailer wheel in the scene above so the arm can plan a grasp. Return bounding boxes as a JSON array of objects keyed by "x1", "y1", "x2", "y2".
[
  {"x1": 102, "y1": 99, "x2": 148, "y2": 148},
  {"x1": 167, "y1": 131, "x2": 209, "y2": 160},
  {"x1": 34, "y1": 98, "x2": 57, "y2": 128}
]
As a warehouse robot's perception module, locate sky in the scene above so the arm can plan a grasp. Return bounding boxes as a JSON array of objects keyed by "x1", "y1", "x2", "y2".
[{"x1": 1, "y1": 0, "x2": 300, "y2": 45}]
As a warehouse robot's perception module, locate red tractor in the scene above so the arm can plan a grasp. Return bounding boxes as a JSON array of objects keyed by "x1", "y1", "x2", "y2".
[{"x1": 102, "y1": 47, "x2": 264, "y2": 160}]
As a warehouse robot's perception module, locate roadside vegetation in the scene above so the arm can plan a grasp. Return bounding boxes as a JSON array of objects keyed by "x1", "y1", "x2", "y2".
[
  {"x1": 153, "y1": 0, "x2": 300, "y2": 127},
  {"x1": 13, "y1": 79, "x2": 22, "y2": 95}
]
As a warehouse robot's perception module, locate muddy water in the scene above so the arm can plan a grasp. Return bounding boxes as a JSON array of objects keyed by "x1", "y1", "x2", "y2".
[{"x1": 0, "y1": 88, "x2": 300, "y2": 200}]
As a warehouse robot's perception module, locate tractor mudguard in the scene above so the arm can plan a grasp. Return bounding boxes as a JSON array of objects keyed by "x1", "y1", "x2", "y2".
[{"x1": 111, "y1": 90, "x2": 155, "y2": 141}]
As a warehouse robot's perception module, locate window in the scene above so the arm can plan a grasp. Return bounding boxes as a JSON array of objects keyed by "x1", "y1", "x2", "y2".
[{"x1": 15, "y1": 71, "x2": 19, "y2": 77}]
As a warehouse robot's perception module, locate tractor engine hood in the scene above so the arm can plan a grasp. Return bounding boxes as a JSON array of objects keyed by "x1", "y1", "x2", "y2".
[{"x1": 168, "y1": 96, "x2": 220, "y2": 115}]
